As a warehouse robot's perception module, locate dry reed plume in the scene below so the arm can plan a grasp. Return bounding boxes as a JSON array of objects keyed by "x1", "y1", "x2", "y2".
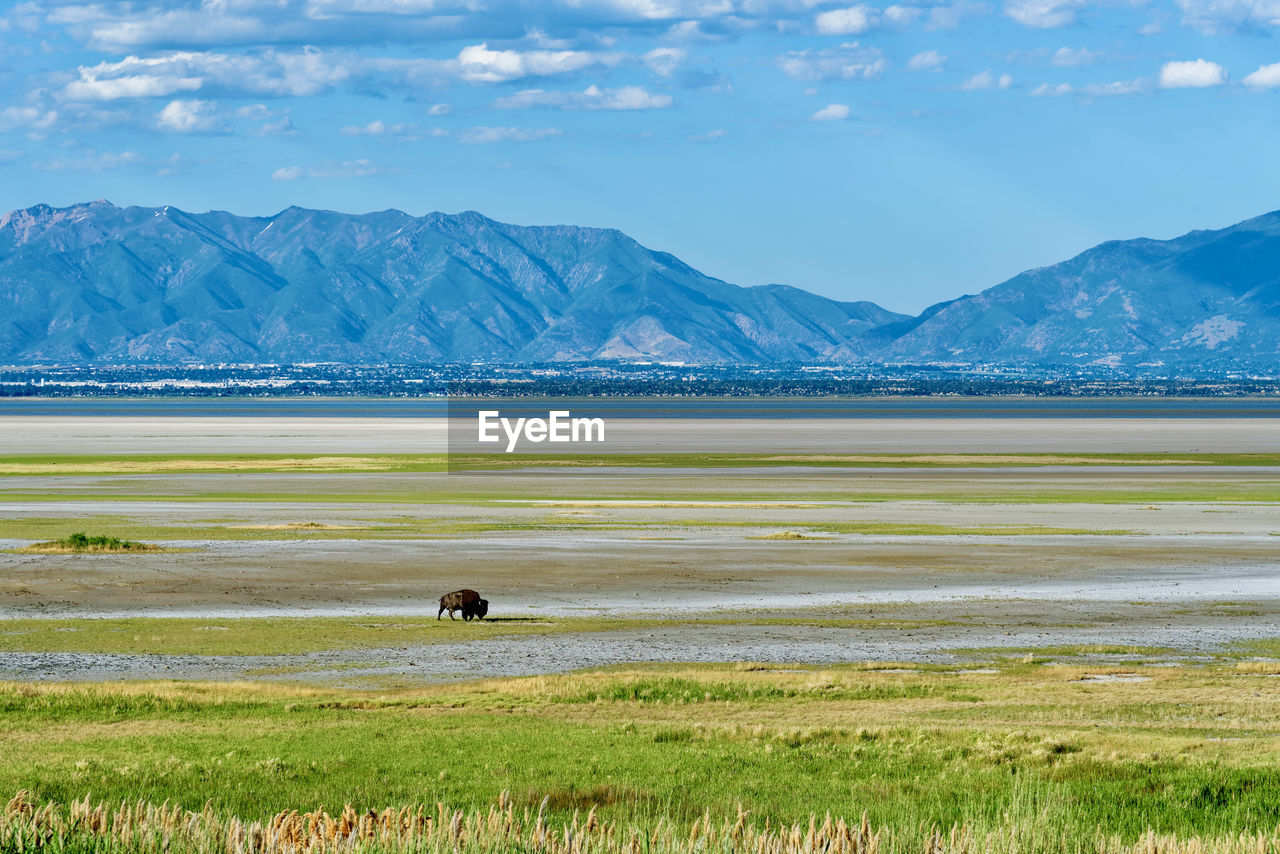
[{"x1": 5, "y1": 791, "x2": 1280, "y2": 854}]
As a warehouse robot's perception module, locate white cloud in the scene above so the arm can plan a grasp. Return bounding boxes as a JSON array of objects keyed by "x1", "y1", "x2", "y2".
[
  {"x1": 272, "y1": 159, "x2": 401, "y2": 178},
  {"x1": 1175, "y1": 0, "x2": 1280, "y2": 33},
  {"x1": 343, "y1": 119, "x2": 388, "y2": 134},
  {"x1": 883, "y1": 4, "x2": 922, "y2": 25},
  {"x1": 665, "y1": 19, "x2": 720, "y2": 39},
  {"x1": 1004, "y1": 0, "x2": 1083, "y2": 27},
  {"x1": 1030, "y1": 82, "x2": 1073, "y2": 95},
  {"x1": 458, "y1": 126, "x2": 564, "y2": 143},
  {"x1": 55, "y1": 43, "x2": 619, "y2": 109},
  {"x1": 426, "y1": 103, "x2": 453, "y2": 115},
  {"x1": 907, "y1": 50, "x2": 945, "y2": 71},
  {"x1": 643, "y1": 46, "x2": 687, "y2": 76},
  {"x1": 52, "y1": 4, "x2": 275, "y2": 52},
  {"x1": 1050, "y1": 46, "x2": 1101, "y2": 66},
  {"x1": 494, "y1": 84, "x2": 673, "y2": 110},
  {"x1": 1082, "y1": 78, "x2": 1147, "y2": 95},
  {"x1": 814, "y1": 5, "x2": 875, "y2": 33},
  {"x1": 1030, "y1": 77, "x2": 1147, "y2": 96},
  {"x1": 340, "y1": 119, "x2": 426, "y2": 138},
  {"x1": 926, "y1": 0, "x2": 991, "y2": 28},
  {"x1": 811, "y1": 102, "x2": 850, "y2": 120},
  {"x1": 0, "y1": 106, "x2": 59, "y2": 131},
  {"x1": 308, "y1": 158, "x2": 399, "y2": 177},
  {"x1": 236, "y1": 103, "x2": 295, "y2": 135},
  {"x1": 962, "y1": 69, "x2": 1012, "y2": 89},
  {"x1": 779, "y1": 43, "x2": 886, "y2": 81},
  {"x1": 65, "y1": 72, "x2": 203, "y2": 101},
  {"x1": 452, "y1": 42, "x2": 613, "y2": 83},
  {"x1": 1243, "y1": 61, "x2": 1280, "y2": 87},
  {"x1": 688, "y1": 128, "x2": 725, "y2": 142},
  {"x1": 236, "y1": 104, "x2": 273, "y2": 120},
  {"x1": 156, "y1": 99, "x2": 224, "y2": 132},
  {"x1": 31, "y1": 149, "x2": 144, "y2": 172},
  {"x1": 255, "y1": 116, "x2": 296, "y2": 135},
  {"x1": 1158, "y1": 58, "x2": 1226, "y2": 88},
  {"x1": 61, "y1": 50, "x2": 353, "y2": 103}
]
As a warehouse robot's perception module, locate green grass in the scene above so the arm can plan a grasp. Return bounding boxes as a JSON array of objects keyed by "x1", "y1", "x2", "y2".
[
  {"x1": 4, "y1": 484, "x2": 1280, "y2": 505},
  {"x1": 4, "y1": 450, "x2": 1280, "y2": 477},
  {"x1": 806, "y1": 522, "x2": 1135, "y2": 536},
  {"x1": 0, "y1": 616, "x2": 637, "y2": 656},
  {"x1": 0, "y1": 515, "x2": 1149, "y2": 544},
  {"x1": 558, "y1": 675, "x2": 979, "y2": 704},
  {"x1": 16, "y1": 532, "x2": 167, "y2": 553},
  {"x1": 0, "y1": 515, "x2": 649, "y2": 543},
  {"x1": 3, "y1": 664, "x2": 1280, "y2": 841},
  {"x1": 0, "y1": 616, "x2": 973, "y2": 657}
]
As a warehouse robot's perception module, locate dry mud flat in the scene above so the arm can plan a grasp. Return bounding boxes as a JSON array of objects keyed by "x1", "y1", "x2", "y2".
[
  {"x1": 2, "y1": 531, "x2": 1279, "y2": 683},
  {"x1": 3, "y1": 532, "x2": 1280, "y2": 617},
  {"x1": 5, "y1": 415, "x2": 1280, "y2": 453},
  {"x1": 0, "y1": 615, "x2": 1270, "y2": 685},
  {"x1": 3, "y1": 412, "x2": 1279, "y2": 682}
]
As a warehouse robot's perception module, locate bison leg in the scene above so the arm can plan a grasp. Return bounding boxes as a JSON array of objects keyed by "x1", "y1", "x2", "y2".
[{"x1": 437, "y1": 604, "x2": 444, "y2": 620}]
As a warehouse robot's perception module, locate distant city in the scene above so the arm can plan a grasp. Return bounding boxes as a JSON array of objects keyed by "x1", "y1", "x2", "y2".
[{"x1": 2, "y1": 362, "x2": 1277, "y2": 398}]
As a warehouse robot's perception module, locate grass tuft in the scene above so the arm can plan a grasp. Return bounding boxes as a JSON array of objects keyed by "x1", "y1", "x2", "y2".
[{"x1": 16, "y1": 532, "x2": 166, "y2": 554}]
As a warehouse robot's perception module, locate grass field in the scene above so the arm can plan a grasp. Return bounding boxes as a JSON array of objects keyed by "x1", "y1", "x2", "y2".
[
  {"x1": 5, "y1": 448, "x2": 1279, "y2": 853},
  {"x1": 0, "y1": 615, "x2": 984, "y2": 657},
  {"x1": 0, "y1": 515, "x2": 1140, "y2": 543},
  {"x1": 3, "y1": 661, "x2": 1280, "y2": 852},
  {"x1": 4, "y1": 451, "x2": 1280, "y2": 477}
]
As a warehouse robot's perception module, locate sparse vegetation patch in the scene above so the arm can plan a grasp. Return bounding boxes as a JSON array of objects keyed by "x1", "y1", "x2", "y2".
[{"x1": 15, "y1": 532, "x2": 167, "y2": 554}]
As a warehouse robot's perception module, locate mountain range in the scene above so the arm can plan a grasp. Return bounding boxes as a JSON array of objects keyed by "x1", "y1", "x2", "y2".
[{"x1": 1, "y1": 200, "x2": 1277, "y2": 369}]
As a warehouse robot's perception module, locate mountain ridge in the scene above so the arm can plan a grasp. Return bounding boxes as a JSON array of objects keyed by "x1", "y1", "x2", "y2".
[{"x1": 1, "y1": 200, "x2": 1278, "y2": 369}]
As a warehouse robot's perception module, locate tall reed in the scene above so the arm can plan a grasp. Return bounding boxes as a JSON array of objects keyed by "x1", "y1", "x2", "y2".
[{"x1": 5, "y1": 791, "x2": 1279, "y2": 854}]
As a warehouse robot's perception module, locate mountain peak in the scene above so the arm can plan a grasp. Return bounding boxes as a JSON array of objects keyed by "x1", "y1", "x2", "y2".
[
  {"x1": 0, "y1": 201, "x2": 1277, "y2": 369},
  {"x1": 0, "y1": 201, "x2": 905, "y2": 365}
]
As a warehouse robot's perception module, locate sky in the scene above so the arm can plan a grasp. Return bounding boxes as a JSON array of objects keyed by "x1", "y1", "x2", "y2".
[{"x1": 1, "y1": 0, "x2": 1279, "y2": 313}]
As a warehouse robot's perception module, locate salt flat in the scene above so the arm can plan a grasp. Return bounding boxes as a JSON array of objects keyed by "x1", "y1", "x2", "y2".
[
  {"x1": 4, "y1": 414, "x2": 1280, "y2": 453},
  {"x1": 2, "y1": 411, "x2": 1279, "y2": 682}
]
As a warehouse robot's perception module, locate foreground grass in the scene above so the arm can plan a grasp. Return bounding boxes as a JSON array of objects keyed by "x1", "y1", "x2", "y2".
[
  {"x1": 6, "y1": 789, "x2": 1280, "y2": 854},
  {"x1": 3, "y1": 663, "x2": 1280, "y2": 851}
]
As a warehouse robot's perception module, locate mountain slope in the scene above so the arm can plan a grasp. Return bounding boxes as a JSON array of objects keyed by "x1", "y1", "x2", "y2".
[
  {"x1": 881, "y1": 211, "x2": 1280, "y2": 368},
  {"x1": 3, "y1": 201, "x2": 1280, "y2": 368},
  {"x1": 0, "y1": 201, "x2": 904, "y2": 364}
]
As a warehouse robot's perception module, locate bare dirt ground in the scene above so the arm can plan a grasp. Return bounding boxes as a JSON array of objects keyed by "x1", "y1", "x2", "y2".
[
  {"x1": 2, "y1": 416, "x2": 1279, "y2": 682},
  {"x1": 2, "y1": 529, "x2": 1279, "y2": 618},
  {"x1": 4, "y1": 415, "x2": 1280, "y2": 453}
]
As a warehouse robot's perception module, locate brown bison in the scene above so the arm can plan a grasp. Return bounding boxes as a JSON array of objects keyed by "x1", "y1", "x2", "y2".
[{"x1": 438, "y1": 589, "x2": 489, "y2": 621}]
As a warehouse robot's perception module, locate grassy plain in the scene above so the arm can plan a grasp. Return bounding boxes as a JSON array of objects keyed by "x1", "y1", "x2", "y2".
[
  {"x1": 4, "y1": 447, "x2": 1280, "y2": 852},
  {"x1": 0, "y1": 615, "x2": 978, "y2": 657},
  {"x1": 4, "y1": 661, "x2": 1280, "y2": 850},
  {"x1": 4, "y1": 450, "x2": 1280, "y2": 477}
]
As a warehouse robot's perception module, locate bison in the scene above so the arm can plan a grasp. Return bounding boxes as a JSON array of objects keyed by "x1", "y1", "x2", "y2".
[{"x1": 438, "y1": 589, "x2": 489, "y2": 621}]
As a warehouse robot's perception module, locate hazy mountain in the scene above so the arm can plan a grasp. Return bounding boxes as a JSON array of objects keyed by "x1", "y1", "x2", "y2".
[
  {"x1": 880, "y1": 210, "x2": 1280, "y2": 369},
  {"x1": 1, "y1": 200, "x2": 1278, "y2": 369},
  {"x1": 0, "y1": 201, "x2": 903, "y2": 364}
]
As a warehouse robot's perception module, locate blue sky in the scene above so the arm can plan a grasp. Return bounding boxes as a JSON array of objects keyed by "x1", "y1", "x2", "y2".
[{"x1": 1, "y1": 0, "x2": 1278, "y2": 313}]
